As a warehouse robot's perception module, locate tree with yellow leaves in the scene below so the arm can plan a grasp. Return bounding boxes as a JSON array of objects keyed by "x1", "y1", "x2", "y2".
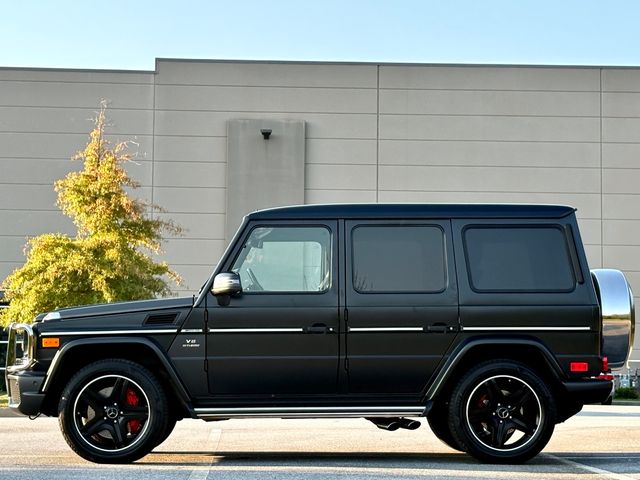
[{"x1": 0, "y1": 104, "x2": 181, "y2": 325}]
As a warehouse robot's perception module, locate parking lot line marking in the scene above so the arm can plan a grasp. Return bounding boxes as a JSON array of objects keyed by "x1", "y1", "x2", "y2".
[
  {"x1": 187, "y1": 427, "x2": 221, "y2": 480},
  {"x1": 547, "y1": 454, "x2": 636, "y2": 480}
]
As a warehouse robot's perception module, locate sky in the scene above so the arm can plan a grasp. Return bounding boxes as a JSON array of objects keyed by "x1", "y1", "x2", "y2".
[{"x1": 2, "y1": 0, "x2": 640, "y2": 70}]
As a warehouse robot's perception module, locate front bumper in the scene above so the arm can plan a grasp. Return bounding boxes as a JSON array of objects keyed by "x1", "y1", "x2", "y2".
[{"x1": 6, "y1": 372, "x2": 46, "y2": 416}]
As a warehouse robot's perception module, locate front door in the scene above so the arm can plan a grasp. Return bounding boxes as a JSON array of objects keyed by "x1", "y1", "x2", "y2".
[
  {"x1": 206, "y1": 220, "x2": 340, "y2": 398},
  {"x1": 344, "y1": 220, "x2": 459, "y2": 397}
]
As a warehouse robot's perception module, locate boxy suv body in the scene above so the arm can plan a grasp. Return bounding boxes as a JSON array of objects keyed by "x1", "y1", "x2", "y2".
[{"x1": 5, "y1": 204, "x2": 635, "y2": 464}]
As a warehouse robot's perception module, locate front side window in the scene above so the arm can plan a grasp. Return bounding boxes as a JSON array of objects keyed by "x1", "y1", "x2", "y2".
[
  {"x1": 351, "y1": 225, "x2": 447, "y2": 293},
  {"x1": 231, "y1": 226, "x2": 331, "y2": 293},
  {"x1": 464, "y1": 226, "x2": 575, "y2": 292}
]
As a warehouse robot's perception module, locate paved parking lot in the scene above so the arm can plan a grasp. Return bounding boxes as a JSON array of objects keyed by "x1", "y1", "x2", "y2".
[{"x1": 0, "y1": 405, "x2": 638, "y2": 479}]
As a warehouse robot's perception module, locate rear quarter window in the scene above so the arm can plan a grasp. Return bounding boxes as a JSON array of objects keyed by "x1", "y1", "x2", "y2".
[{"x1": 463, "y1": 226, "x2": 575, "y2": 293}]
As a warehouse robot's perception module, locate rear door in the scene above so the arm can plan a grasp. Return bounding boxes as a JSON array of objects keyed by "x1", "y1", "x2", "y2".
[{"x1": 344, "y1": 220, "x2": 459, "y2": 397}]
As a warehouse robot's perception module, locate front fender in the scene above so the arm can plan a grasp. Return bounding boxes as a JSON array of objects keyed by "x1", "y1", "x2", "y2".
[{"x1": 42, "y1": 336, "x2": 192, "y2": 407}]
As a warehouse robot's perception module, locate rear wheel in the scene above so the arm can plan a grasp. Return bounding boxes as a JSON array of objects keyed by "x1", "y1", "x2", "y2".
[
  {"x1": 59, "y1": 359, "x2": 169, "y2": 463},
  {"x1": 448, "y1": 360, "x2": 556, "y2": 463}
]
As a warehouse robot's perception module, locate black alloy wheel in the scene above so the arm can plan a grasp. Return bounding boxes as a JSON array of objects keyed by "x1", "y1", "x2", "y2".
[
  {"x1": 448, "y1": 360, "x2": 556, "y2": 463},
  {"x1": 59, "y1": 359, "x2": 168, "y2": 463}
]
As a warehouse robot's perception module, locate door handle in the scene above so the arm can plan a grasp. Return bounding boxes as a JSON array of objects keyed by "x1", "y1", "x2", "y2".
[
  {"x1": 424, "y1": 324, "x2": 449, "y2": 333},
  {"x1": 304, "y1": 323, "x2": 332, "y2": 334}
]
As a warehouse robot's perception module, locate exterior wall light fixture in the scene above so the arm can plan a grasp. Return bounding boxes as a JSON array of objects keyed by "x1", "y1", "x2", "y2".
[{"x1": 260, "y1": 128, "x2": 272, "y2": 140}]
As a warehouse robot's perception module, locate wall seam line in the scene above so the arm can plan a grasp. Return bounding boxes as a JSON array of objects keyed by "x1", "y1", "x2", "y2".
[
  {"x1": 376, "y1": 64, "x2": 380, "y2": 202},
  {"x1": 600, "y1": 68, "x2": 604, "y2": 268}
]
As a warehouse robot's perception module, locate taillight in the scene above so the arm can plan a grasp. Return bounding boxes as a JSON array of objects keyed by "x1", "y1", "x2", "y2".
[{"x1": 602, "y1": 356, "x2": 609, "y2": 372}]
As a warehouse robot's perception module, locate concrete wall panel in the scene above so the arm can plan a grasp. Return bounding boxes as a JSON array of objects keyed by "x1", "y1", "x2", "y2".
[
  {"x1": 153, "y1": 162, "x2": 226, "y2": 188},
  {"x1": 153, "y1": 187, "x2": 225, "y2": 214},
  {"x1": 380, "y1": 66, "x2": 600, "y2": 91},
  {"x1": 602, "y1": 220, "x2": 640, "y2": 245},
  {"x1": 380, "y1": 115, "x2": 599, "y2": 142},
  {"x1": 0, "y1": 81, "x2": 153, "y2": 109},
  {"x1": 602, "y1": 92, "x2": 640, "y2": 117},
  {"x1": 0, "y1": 184, "x2": 57, "y2": 210},
  {"x1": 0, "y1": 107, "x2": 153, "y2": 135},
  {"x1": 0, "y1": 68, "x2": 152, "y2": 84},
  {"x1": 305, "y1": 189, "x2": 376, "y2": 203},
  {"x1": 380, "y1": 90, "x2": 599, "y2": 116},
  {"x1": 603, "y1": 245, "x2": 640, "y2": 271},
  {"x1": 602, "y1": 69, "x2": 640, "y2": 92},
  {"x1": 0, "y1": 210, "x2": 74, "y2": 236},
  {"x1": 156, "y1": 60, "x2": 377, "y2": 88},
  {"x1": 602, "y1": 143, "x2": 640, "y2": 168},
  {"x1": 0, "y1": 158, "x2": 79, "y2": 184},
  {"x1": 602, "y1": 168, "x2": 640, "y2": 194},
  {"x1": 153, "y1": 136, "x2": 226, "y2": 162},
  {"x1": 378, "y1": 165, "x2": 600, "y2": 194},
  {"x1": 156, "y1": 85, "x2": 376, "y2": 113},
  {"x1": 602, "y1": 194, "x2": 640, "y2": 219},
  {"x1": 379, "y1": 140, "x2": 600, "y2": 168},
  {"x1": 306, "y1": 164, "x2": 376, "y2": 191},
  {"x1": 306, "y1": 139, "x2": 376, "y2": 165},
  {"x1": 602, "y1": 118, "x2": 640, "y2": 142},
  {"x1": 154, "y1": 111, "x2": 377, "y2": 138}
]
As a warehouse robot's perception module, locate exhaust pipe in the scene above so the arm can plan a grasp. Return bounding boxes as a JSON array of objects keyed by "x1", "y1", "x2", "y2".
[
  {"x1": 398, "y1": 418, "x2": 421, "y2": 430},
  {"x1": 367, "y1": 417, "x2": 401, "y2": 431},
  {"x1": 367, "y1": 417, "x2": 421, "y2": 431}
]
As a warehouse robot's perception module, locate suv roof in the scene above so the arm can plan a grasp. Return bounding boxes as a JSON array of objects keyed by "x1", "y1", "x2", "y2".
[{"x1": 247, "y1": 203, "x2": 576, "y2": 221}]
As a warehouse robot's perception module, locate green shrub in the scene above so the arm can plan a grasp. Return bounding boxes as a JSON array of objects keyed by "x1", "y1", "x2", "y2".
[{"x1": 615, "y1": 387, "x2": 640, "y2": 399}]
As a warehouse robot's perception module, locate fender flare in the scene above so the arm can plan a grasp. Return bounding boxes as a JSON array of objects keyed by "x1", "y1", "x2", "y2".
[
  {"x1": 41, "y1": 336, "x2": 192, "y2": 408},
  {"x1": 424, "y1": 336, "x2": 565, "y2": 402}
]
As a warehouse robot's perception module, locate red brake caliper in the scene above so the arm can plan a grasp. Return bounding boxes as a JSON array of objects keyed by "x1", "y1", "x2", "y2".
[{"x1": 125, "y1": 388, "x2": 142, "y2": 434}]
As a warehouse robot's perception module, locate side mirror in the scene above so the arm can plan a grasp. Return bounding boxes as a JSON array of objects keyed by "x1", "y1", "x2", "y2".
[{"x1": 212, "y1": 272, "x2": 242, "y2": 306}]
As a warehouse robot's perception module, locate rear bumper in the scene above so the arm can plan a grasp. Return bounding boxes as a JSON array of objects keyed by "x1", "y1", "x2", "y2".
[
  {"x1": 6, "y1": 372, "x2": 46, "y2": 416},
  {"x1": 563, "y1": 378, "x2": 613, "y2": 405}
]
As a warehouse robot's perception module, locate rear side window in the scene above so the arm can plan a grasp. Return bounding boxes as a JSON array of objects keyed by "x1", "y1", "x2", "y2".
[
  {"x1": 464, "y1": 226, "x2": 575, "y2": 293},
  {"x1": 352, "y1": 225, "x2": 446, "y2": 293}
]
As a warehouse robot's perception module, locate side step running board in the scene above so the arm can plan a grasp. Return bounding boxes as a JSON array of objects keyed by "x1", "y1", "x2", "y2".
[{"x1": 195, "y1": 406, "x2": 425, "y2": 419}]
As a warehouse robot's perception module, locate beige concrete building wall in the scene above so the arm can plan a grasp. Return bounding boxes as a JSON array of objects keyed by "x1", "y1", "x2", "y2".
[
  {"x1": 152, "y1": 60, "x2": 378, "y2": 289},
  {"x1": 1, "y1": 61, "x2": 640, "y2": 361},
  {"x1": 0, "y1": 67, "x2": 155, "y2": 286}
]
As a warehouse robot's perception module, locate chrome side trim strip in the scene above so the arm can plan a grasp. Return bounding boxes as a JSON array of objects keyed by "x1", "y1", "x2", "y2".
[
  {"x1": 180, "y1": 329, "x2": 204, "y2": 333},
  {"x1": 209, "y1": 328, "x2": 304, "y2": 333},
  {"x1": 462, "y1": 326, "x2": 591, "y2": 332},
  {"x1": 40, "y1": 329, "x2": 178, "y2": 336},
  {"x1": 349, "y1": 327, "x2": 424, "y2": 332}
]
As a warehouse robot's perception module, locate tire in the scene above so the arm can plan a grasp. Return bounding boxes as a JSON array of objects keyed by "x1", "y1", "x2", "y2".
[
  {"x1": 58, "y1": 359, "x2": 169, "y2": 463},
  {"x1": 448, "y1": 360, "x2": 556, "y2": 464},
  {"x1": 427, "y1": 404, "x2": 464, "y2": 452},
  {"x1": 155, "y1": 414, "x2": 178, "y2": 447}
]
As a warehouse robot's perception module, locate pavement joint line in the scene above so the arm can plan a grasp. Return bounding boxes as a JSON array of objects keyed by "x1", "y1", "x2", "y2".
[
  {"x1": 545, "y1": 453, "x2": 636, "y2": 480},
  {"x1": 187, "y1": 427, "x2": 221, "y2": 480}
]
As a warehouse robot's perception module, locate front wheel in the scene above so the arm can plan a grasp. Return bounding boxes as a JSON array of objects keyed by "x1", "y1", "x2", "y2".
[
  {"x1": 448, "y1": 360, "x2": 556, "y2": 464},
  {"x1": 58, "y1": 359, "x2": 169, "y2": 463}
]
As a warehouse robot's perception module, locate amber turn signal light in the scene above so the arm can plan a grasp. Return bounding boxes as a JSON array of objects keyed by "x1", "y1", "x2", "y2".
[{"x1": 42, "y1": 337, "x2": 60, "y2": 348}]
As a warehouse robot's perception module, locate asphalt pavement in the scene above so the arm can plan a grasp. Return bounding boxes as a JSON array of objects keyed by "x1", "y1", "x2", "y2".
[{"x1": 0, "y1": 405, "x2": 638, "y2": 479}]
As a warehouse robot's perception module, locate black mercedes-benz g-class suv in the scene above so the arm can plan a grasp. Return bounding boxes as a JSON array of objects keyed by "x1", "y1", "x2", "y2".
[{"x1": 5, "y1": 204, "x2": 635, "y2": 464}]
